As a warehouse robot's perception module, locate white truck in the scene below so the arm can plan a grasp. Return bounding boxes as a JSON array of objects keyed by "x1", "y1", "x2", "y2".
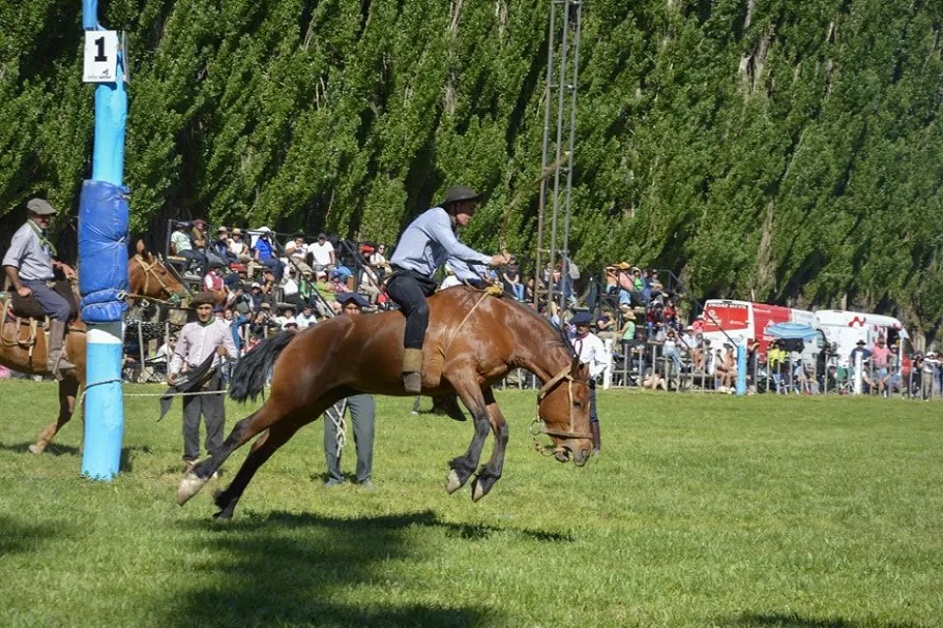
[{"x1": 813, "y1": 309, "x2": 911, "y2": 370}]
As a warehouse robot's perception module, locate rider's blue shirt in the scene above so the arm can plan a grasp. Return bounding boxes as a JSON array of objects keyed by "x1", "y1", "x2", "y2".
[{"x1": 389, "y1": 207, "x2": 491, "y2": 278}]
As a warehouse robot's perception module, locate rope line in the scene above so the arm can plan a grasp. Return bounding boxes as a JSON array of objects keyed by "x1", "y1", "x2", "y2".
[{"x1": 325, "y1": 400, "x2": 348, "y2": 451}]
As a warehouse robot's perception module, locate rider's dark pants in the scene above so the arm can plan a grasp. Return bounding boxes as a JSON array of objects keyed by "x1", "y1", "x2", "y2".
[
  {"x1": 385, "y1": 270, "x2": 437, "y2": 349},
  {"x1": 23, "y1": 280, "x2": 71, "y2": 321}
]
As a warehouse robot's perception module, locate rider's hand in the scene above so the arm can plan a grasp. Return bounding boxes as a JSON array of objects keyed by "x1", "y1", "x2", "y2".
[
  {"x1": 167, "y1": 373, "x2": 176, "y2": 385},
  {"x1": 61, "y1": 265, "x2": 77, "y2": 280},
  {"x1": 489, "y1": 253, "x2": 510, "y2": 267},
  {"x1": 16, "y1": 286, "x2": 32, "y2": 298}
]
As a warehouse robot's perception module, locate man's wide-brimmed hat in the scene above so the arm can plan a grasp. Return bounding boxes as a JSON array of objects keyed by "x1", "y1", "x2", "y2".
[
  {"x1": 441, "y1": 185, "x2": 480, "y2": 207},
  {"x1": 191, "y1": 292, "x2": 217, "y2": 307},
  {"x1": 571, "y1": 312, "x2": 593, "y2": 326},
  {"x1": 27, "y1": 198, "x2": 56, "y2": 215}
]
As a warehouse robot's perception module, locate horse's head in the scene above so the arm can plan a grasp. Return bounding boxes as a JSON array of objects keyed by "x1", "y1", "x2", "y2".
[
  {"x1": 535, "y1": 357, "x2": 593, "y2": 467},
  {"x1": 132, "y1": 240, "x2": 190, "y2": 303}
]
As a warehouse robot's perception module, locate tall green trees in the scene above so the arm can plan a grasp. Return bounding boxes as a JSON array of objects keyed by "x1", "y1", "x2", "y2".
[{"x1": 2, "y1": 0, "x2": 941, "y2": 335}]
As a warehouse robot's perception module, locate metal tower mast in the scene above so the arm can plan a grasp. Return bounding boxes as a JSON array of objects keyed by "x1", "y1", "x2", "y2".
[{"x1": 534, "y1": 0, "x2": 583, "y2": 314}]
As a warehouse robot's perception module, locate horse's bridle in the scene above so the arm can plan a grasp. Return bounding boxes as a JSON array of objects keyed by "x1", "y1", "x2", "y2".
[
  {"x1": 531, "y1": 365, "x2": 593, "y2": 453},
  {"x1": 129, "y1": 254, "x2": 184, "y2": 306}
]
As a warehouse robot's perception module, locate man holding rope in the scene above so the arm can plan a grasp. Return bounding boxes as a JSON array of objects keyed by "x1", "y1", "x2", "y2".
[
  {"x1": 168, "y1": 292, "x2": 236, "y2": 470},
  {"x1": 322, "y1": 292, "x2": 376, "y2": 489}
]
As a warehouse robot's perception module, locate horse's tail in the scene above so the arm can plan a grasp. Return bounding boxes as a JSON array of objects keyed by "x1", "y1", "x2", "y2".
[{"x1": 229, "y1": 331, "x2": 298, "y2": 402}]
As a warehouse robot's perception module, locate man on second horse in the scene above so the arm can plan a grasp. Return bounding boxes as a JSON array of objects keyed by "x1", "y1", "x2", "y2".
[
  {"x1": 386, "y1": 185, "x2": 508, "y2": 399},
  {"x1": 2, "y1": 198, "x2": 77, "y2": 378}
]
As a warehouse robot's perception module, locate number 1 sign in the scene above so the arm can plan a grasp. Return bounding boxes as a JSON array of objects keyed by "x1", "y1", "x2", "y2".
[{"x1": 83, "y1": 31, "x2": 118, "y2": 83}]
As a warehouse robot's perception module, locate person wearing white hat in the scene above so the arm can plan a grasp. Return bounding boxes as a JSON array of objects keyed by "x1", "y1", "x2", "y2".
[
  {"x1": 2, "y1": 198, "x2": 78, "y2": 376},
  {"x1": 252, "y1": 227, "x2": 284, "y2": 280},
  {"x1": 919, "y1": 350, "x2": 938, "y2": 400}
]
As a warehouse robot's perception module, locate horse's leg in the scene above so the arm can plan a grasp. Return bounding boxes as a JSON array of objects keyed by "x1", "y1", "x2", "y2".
[
  {"x1": 445, "y1": 374, "x2": 491, "y2": 494},
  {"x1": 177, "y1": 408, "x2": 268, "y2": 505},
  {"x1": 470, "y1": 386, "x2": 508, "y2": 502},
  {"x1": 29, "y1": 378, "x2": 80, "y2": 454},
  {"x1": 178, "y1": 392, "x2": 343, "y2": 507},
  {"x1": 210, "y1": 421, "x2": 305, "y2": 520}
]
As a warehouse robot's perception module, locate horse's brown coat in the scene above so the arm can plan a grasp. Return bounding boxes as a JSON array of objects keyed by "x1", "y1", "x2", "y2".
[{"x1": 181, "y1": 286, "x2": 594, "y2": 518}]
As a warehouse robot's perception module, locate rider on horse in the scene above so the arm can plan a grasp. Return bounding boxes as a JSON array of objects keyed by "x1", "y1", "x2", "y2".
[
  {"x1": 2, "y1": 198, "x2": 77, "y2": 378},
  {"x1": 386, "y1": 185, "x2": 508, "y2": 396}
]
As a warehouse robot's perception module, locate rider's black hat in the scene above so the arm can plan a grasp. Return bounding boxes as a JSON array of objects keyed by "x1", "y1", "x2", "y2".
[{"x1": 441, "y1": 185, "x2": 480, "y2": 207}]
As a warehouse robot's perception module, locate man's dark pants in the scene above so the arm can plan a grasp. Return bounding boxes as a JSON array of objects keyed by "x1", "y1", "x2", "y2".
[
  {"x1": 182, "y1": 371, "x2": 225, "y2": 462},
  {"x1": 323, "y1": 394, "x2": 375, "y2": 483}
]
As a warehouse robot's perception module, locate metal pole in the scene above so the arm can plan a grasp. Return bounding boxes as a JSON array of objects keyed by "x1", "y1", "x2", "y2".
[
  {"x1": 534, "y1": 0, "x2": 557, "y2": 307},
  {"x1": 549, "y1": 0, "x2": 571, "y2": 312},
  {"x1": 559, "y1": 0, "x2": 582, "y2": 315}
]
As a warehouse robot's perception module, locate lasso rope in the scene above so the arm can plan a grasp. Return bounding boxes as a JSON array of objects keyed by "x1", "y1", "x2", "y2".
[
  {"x1": 324, "y1": 400, "x2": 348, "y2": 451},
  {"x1": 78, "y1": 377, "x2": 229, "y2": 406}
]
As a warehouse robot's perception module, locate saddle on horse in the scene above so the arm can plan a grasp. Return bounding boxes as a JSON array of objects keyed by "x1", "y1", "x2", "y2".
[{"x1": 3, "y1": 281, "x2": 80, "y2": 377}]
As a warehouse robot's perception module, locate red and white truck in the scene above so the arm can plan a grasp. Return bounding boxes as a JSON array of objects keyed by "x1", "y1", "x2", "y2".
[{"x1": 700, "y1": 299, "x2": 817, "y2": 355}]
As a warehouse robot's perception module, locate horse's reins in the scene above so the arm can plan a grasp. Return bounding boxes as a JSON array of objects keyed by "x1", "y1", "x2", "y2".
[
  {"x1": 438, "y1": 288, "x2": 496, "y2": 358},
  {"x1": 436, "y1": 287, "x2": 591, "y2": 451},
  {"x1": 531, "y1": 365, "x2": 593, "y2": 455}
]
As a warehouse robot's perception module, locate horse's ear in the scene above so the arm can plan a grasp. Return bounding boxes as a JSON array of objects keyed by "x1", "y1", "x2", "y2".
[
  {"x1": 135, "y1": 239, "x2": 146, "y2": 257},
  {"x1": 570, "y1": 355, "x2": 581, "y2": 377}
]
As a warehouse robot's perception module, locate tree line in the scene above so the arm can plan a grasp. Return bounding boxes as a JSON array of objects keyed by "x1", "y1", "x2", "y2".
[{"x1": 2, "y1": 0, "x2": 942, "y2": 340}]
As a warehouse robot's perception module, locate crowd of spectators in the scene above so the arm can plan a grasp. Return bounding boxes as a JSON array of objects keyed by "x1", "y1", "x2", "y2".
[{"x1": 91, "y1": 226, "x2": 932, "y2": 401}]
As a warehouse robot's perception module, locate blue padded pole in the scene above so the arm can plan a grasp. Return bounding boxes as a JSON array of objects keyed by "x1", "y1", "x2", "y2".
[{"x1": 80, "y1": 3, "x2": 129, "y2": 481}]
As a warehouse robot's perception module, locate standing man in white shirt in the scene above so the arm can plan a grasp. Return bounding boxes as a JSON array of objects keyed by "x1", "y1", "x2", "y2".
[
  {"x1": 168, "y1": 292, "x2": 237, "y2": 468},
  {"x1": 569, "y1": 312, "x2": 606, "y2": 455}
]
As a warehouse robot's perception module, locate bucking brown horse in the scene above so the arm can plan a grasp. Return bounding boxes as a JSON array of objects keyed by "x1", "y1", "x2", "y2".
[
  {"x1": 177, "y1": 285, "x2": 594, "y2": 519},
  {"x1": 1, "y1": 241, "x2": 187, "y2": 454}
]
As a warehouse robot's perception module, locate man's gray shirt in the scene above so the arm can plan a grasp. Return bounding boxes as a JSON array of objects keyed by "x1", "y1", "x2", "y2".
[{"x1": 2, "y1": 221, "x2": 54, "y2": 281}]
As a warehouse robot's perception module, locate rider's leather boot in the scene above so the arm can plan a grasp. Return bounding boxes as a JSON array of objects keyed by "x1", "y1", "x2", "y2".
[
  {"x1": 402, "y1": 348, "x2": 423, "y2": 394},
  {"x1": 590, "y1": 421, "x2": 601, "y2": 455},
  {"x1": 47, "y1": 320, "x2": 76, "y2": 379}
]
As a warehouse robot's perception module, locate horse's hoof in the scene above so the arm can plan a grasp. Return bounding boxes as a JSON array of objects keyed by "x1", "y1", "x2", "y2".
[
  {"x1": 471, "y1": 479, "x2": 486, "y2": 502},
  {"x1": 28, "y1": 443, "x2": 46, "y2": 455},
  {"x1": 446, "y1": 469, "x2": 463, "y2": 494},
  {"x1": 177, "y1": 472, "x2": 207, "y2": 506}
]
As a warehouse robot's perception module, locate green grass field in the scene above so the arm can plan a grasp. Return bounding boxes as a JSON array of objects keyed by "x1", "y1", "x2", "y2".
[{"x1": 0, "y1": 379, "x2": 940, "y2": 627}]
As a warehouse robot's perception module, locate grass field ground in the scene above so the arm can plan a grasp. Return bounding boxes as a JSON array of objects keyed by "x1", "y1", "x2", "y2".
[{"x1": 0, "y1": 379, "x2": 940, "y2": 627}]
